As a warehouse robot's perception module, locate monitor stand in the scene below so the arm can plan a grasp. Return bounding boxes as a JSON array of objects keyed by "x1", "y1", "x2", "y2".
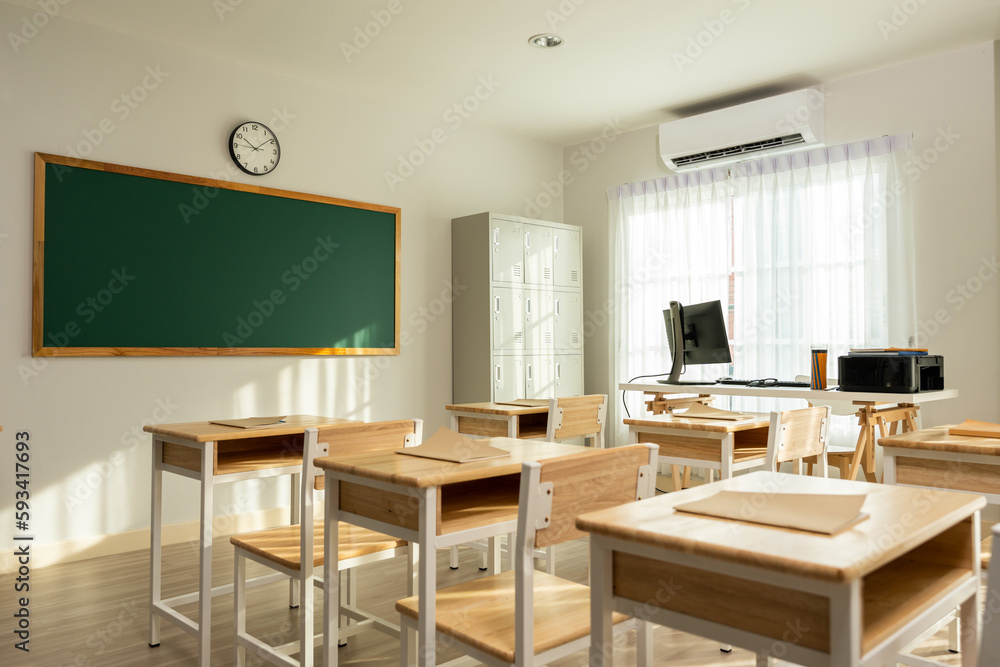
[{"x1": 657, "y1": 378, "x2": 712, "y2": 385}]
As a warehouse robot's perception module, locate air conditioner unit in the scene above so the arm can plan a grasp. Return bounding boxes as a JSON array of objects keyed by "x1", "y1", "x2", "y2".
[{"x1": 659, "y1": 88, "x2": 825, "y2": 172}]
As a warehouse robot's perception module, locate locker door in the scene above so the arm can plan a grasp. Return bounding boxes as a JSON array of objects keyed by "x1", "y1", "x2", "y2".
[
  {"x1": 522, "y1": 223, "x2": 553, "y2": 286},
  {"x1": 554, "y1": 355, "x2": 584, "y2": 397},
  {"x1": 553, "y1": 228, "x2": 582, "y2": 287},
  {"x1": 523, "y1": 289, "x2": 554, "y2": 352},
  {"x1": 492, "y1": 287, "x2": 523, "y2": 351},
  {"x1": 493, "y1": 355, "x2": 525, "y2": 402},
  {"x1": 553, "y1": 291, "x2": 582, "y2": 351},
  {"x1": 524, "y1": 355, "x2": 555, "y2": 399},
  {"x1": 491, "y1": 218, "x2": 524, "y2": 283}
]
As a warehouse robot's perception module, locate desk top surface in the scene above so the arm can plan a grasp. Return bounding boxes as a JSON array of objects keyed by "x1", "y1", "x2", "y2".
[
  {"x1": 880, "y1": 425, "x2": 1000, "y2": 457},
  {"x1": 316, "y1": 438, "x2": 586, "y2": 487},
  {"x1": 576, "y1": 471, "x2": 983, "y2": 583},
  {"x1": 624, "y1": 412, "x2": 771, "y2": 432},
  {"x1": 144, "y1": 415, "x2": 359, "y2": 442},
  {"x1": 620, "y1": 382, "x2": 959, "y2": 405},
  {"x1": 445, "y1": 402, "x2": 549, "y2": 416}
]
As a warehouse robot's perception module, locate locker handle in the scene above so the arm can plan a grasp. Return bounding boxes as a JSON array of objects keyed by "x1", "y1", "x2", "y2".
[
  {"x1": 556, "y1": 363, "x2": 561, "y2": 380},
  {"x1": 495, "y1": 364, "x2": 501, "y2": 382},
  {"x1": 525, "y1": 297, "x2": 531, "y2": 314},
  {"x1": 493, "y1": 228, "x2": 499, "y2": 246},
  {"x1": 525, "y1": 231, "x2": 530, "y2": 249},
  {"x1": 495, "y1": 296, "x2": 500, "y2": 313},
  {"x1": 526, "y1": 364, "x2": 533, "y2": 381},
  {"x1": 554, "y1": 235, "x2": 559, "y2": 253},
  {"x1": 555, "y1": 299, "x2": 560, "y2": 316}
]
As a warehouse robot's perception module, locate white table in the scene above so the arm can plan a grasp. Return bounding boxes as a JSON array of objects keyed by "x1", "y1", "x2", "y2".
[{"x1": 621, "y1": 382, "x2": 959, "y2": 481}]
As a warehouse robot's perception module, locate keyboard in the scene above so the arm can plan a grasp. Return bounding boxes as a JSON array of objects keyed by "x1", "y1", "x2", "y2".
[{"x1": 715, "y1": 378, "x2": 811, "y2": 388}]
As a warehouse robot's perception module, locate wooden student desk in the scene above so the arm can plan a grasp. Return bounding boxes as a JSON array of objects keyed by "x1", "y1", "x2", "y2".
[
  {"x1": 578, "y1": 470, "x2": 985, "y2": 666},
  {"x1": 445, "y1": 401, "x2": 549, "y2": 438},
  {"x1": 315, "y1": 438, "x2": 587, "y2": 667},
  {"x1": 144, "y1": 415, "x2": 357, "y2": 667},
  {"x1": 624, "y1": 412, "x2": 771, "y2": 488},
  {"x1": 621, "y1": 382, "x2": 959, "y2": 482},
  {"x1": 881, "y1": 425, "x2": 1000, "y2": 505}
]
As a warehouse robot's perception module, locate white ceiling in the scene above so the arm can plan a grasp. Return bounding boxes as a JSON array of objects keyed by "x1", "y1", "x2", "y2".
[{"x1": 5, "y1": 0, "x2": 999, "y2": 145}]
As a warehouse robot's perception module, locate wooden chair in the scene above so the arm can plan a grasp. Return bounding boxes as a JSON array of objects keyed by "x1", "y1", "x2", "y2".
[
  {"x1": 396, "y1": 444, "x2": 658, "y2": 667},
  {"x1": 764, "y1": 405, "x2": 831, "y2": 476},
  {"x1": 232, "y1": 420, "x2": 421, "y2": 667},
  {"x1": 545, "y1": 394, "x2": 608, "y2": 448}
]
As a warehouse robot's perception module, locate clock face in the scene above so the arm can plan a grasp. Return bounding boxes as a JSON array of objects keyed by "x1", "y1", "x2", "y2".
[{"x1": 229, "y1": 121, "x2": 280, "y2": 175}]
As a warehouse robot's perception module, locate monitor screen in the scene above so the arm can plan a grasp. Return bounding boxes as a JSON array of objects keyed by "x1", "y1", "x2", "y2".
[{"x1": 662, "y1": 300, "x2": 732, "y2": 384}]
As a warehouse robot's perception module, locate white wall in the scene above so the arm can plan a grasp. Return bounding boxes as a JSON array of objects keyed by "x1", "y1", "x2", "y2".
[
  {"x1": 0, "y1": 5, "x2": 562, "y2": 561},
  {"x1": 564, "y1": 41, "x2": 998, "y2": 439}
]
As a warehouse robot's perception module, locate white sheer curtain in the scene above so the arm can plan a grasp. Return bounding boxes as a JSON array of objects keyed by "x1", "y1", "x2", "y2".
[{"x1": 609, "y1": 134, "x2": 916, "y2": 447}]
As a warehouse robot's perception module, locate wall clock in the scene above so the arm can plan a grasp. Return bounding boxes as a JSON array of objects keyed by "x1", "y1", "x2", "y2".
[{"x1": 228, "y1": 121, "x2": 280, "y2": 175}]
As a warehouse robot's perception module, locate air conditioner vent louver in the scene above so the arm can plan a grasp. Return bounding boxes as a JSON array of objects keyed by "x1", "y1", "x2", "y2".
[{"x1": 671, "y1": 134, "x2": 806, "y2": 167}]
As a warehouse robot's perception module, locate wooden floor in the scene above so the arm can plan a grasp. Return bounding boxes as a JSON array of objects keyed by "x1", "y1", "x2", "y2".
[{"x1": 3, "y1": 523, "x2": 970, "y2": 667}]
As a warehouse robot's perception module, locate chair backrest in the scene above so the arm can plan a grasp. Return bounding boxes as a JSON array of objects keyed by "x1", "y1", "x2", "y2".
[
  {"x1": 982, "y1": 524, "x2": 1000, "y2": 666},
  {"x1": 765, "y1": 406, "x2": 830, "y2": 476},
  {"x1": 511, "y1": 443, "x2": 656, "y2": 662},
  {"x1": 300, "y1": 419, "x2": 422, "y2": 573},
  {"x1": 545, "y1": 394, "x2": 608, "y2": 446}
]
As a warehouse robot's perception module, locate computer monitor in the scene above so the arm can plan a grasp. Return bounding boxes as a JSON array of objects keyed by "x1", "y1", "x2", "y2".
[{"x1": 662, "y1": 300, "x2": 732, "y2": 384}]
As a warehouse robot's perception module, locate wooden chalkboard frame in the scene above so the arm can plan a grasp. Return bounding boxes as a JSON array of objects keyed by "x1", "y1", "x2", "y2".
[{"x1": 32, "y1": 153, "x2": 401, "y2": 357}]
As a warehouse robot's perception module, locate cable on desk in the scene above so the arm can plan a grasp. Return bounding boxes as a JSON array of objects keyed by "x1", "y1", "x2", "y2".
[{"x1": 622, "y1": 371, "x2": 669, "y2": 419}]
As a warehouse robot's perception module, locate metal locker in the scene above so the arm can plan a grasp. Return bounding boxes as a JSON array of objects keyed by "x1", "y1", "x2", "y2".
[
  {"x1": 553, "y1": 291, "x2": 583, "y2": 351},
  {"x1": 491, "y1": 219, "x2": 524, "y2": 283},
  {"x1": 522, "y1": 223, "x2": 554, "y2": 286},
  {"x1": 493, "y1": 355, "x2": 525, "y2": 402},
  {"x1": 491, "y1": 287, "x2": 523, "y2": 351},
  {"x1": 553, "y1": 228, "x2": 582, "y2": 287},
  {"x1": 554, "y1": 355, "x2": 584, "y2": 397},
  {"x1": 523, "y1": 289, "x2": 554, "y2": 352},
  {"x1": 524, "y1": 355, "x2": 556, "y2": 399}
]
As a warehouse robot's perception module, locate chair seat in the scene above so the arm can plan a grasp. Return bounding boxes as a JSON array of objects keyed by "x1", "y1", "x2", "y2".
[
  {"x1": 395, "y1": 569, "x2": 629, "y2": 663},
  {"x1": 230, "y1": 521, "x2": 406, "y2": 571},
  {"x1": 984, "y1": 534, "x2": 993, "y2": 571}
]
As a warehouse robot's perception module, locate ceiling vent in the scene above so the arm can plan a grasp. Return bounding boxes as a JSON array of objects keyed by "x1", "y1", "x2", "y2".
[{"x1": 659, "y1": 89, "x2": 825, "y2": 172}]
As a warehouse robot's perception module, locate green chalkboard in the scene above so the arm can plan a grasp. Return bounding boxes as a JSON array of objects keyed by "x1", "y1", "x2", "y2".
[{"x1": 33, "y1": 153, "x2": 400, "y2": 356}]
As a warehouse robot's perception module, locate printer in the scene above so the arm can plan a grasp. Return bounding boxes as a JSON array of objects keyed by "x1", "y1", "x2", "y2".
[{"x1": 838, "y1": 354, "x2": 944, "y2": 393}]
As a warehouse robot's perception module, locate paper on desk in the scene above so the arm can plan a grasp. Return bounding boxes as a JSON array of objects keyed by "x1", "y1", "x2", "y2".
[
  {"x1": 494, "y1": 399, "x2": 550, "y2": 408},
  {"x1": 676, "y1": 403, "x2": 751, "y2": 421},
  {"x1": 948, "y1": 419, "x2": 1000, "y2": 438},
  {"x1": 396, "y1": 426, "x2": 511, "y2": 463},
  {"x1": 209, "y1": 416, "x2": 287, "y2": 429},
  {"x1": 674, "y1": 490, "x2": 869, "y2": 535}
]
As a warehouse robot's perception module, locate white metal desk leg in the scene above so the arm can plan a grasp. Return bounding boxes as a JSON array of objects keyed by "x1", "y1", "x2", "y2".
[
  {"x1": 418, "y1": 487, "x2": 437, "y2": 667},
  {"x1": 290, "y1": 472, "x2": 301, "y2": 608},
  {"x1": 720, "y1": 434, "x2": 735, "y2": 480},
  {"x1": 882, "y1": 452, "x2": 897, "y2": 485},
  {"x1": 508, "y1": 416, "x2": 518, "y2": 438},
  {"x1": 959, "y1": 516, "x2": 982, "y2": 667},
  {"x1": 197, "y1": 443, "x2": 215, "y2": 666},
  {"x1": 406, "y1": 536, "x2": 417, "y2": 667},
  {"x1": 829, "y1": 580, "x2": 862, "y2": 667},
  {"x1": 148, "y1": 437, "x2": 163, "y2": 647},
  {"x1": 322, "y1": 473, "x2": 339, "y2": 667},
  {"x1": 589, "y1": 537, "x2": 614, "y2": 667}
]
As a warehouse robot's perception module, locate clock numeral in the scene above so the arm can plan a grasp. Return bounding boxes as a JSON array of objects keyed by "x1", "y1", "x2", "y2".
[
  {"x1": 270, "y1": 159, "x2": 275, "y2": 164},
  {"x1": 253, "y1": 167, "x2": 258, "y2": 173},
  {"x1": 262, "y1": 166, "x2": 268, "y2": 172},
  {"x1": 242, "y1": 125, "x2": 248, "y2": 132},
  {"x1": 233, "y1": 142, "x2": 239, "y2": 149},
  {"x1": 236, "y1": 153, "x2": 241, "y2": 159},
  {"x1": 243, "y1": 162, "x2": 248, "y2": 167},
  {"x1": 269, "y1": 139, "x2": 275, "y2": 144},
  {"x1": 272, "y1": 149, "x2": 277, "y2": 155},
  {"x1": 252, "y1": 124, "x2": 259, "y2": 130},
  {"x1": 236, "y1": 132, "x2": 243, "y2": 139}
]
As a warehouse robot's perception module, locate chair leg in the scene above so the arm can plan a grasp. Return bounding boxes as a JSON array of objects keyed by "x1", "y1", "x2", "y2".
[
  {"x1": 400, "y1": 616, "x2": 415, "y2": 667},
  {"x1": 234, "y1": 552, "x2": 246, "y2": 667},
  {"x1": 545, "y1": 545, "x2": 555, "y2": 575},
  {"x1": 300, "y1": 573, "x2": 314, "y2": 667},
  {"x1": 756, "y1": 652, "x2": 771, "y2": 666},
  {"x1": 682, "y1": 466, "x2": 691, "y2": 488},
  {"x1": 949, "y1": 614, "x2": 960, "y2": 653},
  {"x1": 671, "y1": 465, "x2": 682, "y2": 491},
  {"x1": 338, "y1": 571, "x2": 349, "y2": 647},
  {"x1": 449, "y1": 545, "x2": 459, "y2": 570}
]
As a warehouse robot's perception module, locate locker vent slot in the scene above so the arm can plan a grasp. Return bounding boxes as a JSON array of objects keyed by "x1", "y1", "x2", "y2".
[
  {"x1": 544, "y1": 333, "x2": 552, "y2": 344},
  {"x1": 570, "y1": 270, "x2": 579, "y2": 282},
  {"x1": 543, "y1": 268, "x2": 552, "y2": 280},
  {"x1": 513, "y1": 264, "x2": 522, "y2": 278},
  {"x1": 514, "y1": 332, "x2": 523, "y2": 344},
  {"x1": 571, "y1": 333, "x2": 580, "y2": 344}
]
